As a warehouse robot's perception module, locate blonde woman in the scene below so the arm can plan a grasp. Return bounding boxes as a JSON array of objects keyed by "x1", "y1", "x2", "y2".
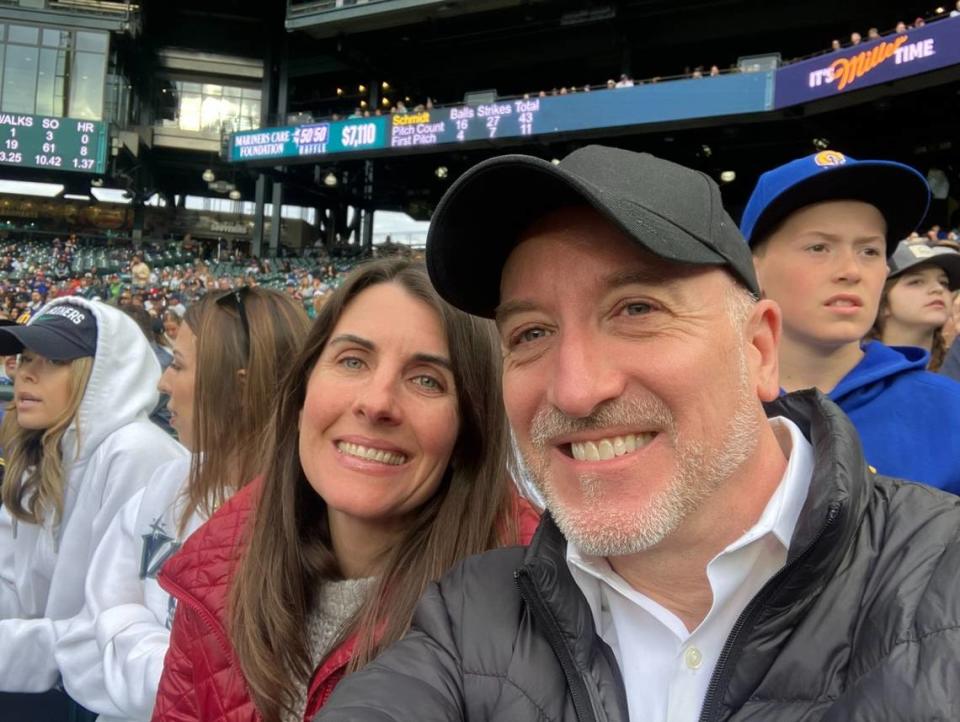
[{"x1": 0, "y1": 298, "x2": 186, "y2": 694}]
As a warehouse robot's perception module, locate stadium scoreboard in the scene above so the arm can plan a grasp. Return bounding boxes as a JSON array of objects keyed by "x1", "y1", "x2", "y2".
[
  {"x1": 230, "y1": 99, "x2": 542, "y2": 162},
  {"x1": 0, "y1": 113, "x2": 108, "y2": 174},
  {"x1": 228, "y1": 73, "x2": 777, "y2": 165},
  {"x1": 390, "y1": 99, "x2": 540, "y2": 147}
]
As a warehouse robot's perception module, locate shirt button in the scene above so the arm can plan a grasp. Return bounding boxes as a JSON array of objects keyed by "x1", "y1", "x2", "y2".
[{"x1": 684, "y1": 646, "x2": 703, "y2": 670}]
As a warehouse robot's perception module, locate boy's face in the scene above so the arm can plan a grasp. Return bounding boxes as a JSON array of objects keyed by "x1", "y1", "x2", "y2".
[{"x1": 753, "y1": 200, "x2": 888, "y2": 350}]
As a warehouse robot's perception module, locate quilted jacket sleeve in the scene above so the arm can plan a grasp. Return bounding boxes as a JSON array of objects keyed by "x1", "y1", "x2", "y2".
[
  {"x1": 151, "y1": 602, "x2": 201, "y2": 722},
  {"x1": 313, "y1": 582, "x2": 465, "y2": 722}
]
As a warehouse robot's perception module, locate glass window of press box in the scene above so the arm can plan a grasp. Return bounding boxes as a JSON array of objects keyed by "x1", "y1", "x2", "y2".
[
  {"x1": 164, "y1": 81, "x2": 262, "y2": 134},
  {"x1": 0, "y1": 24, "x2": 108, "y2": 120}
]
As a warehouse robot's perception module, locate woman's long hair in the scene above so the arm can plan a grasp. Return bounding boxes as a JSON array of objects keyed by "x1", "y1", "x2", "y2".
[
  {"x1": 869, "y1": 275, "x2": 947, "y2": 371},
  {"x1": 229, "y1": 259, "x2": 517, "y2": 722},
  {"x1": 1, "y1": 356, "x2": 93, "y2": 526},
  {"x1": 177, "y1": 288, "x2": 310, "y2": 535}
]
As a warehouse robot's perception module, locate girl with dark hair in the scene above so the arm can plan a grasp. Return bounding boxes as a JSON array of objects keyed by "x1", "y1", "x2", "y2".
[
  {"x1": 151, "y1": 259, "x2": 540, "y2": 722},
  {"x1": 56, "y1": 289, "x2": 310, "y2": 721},
  {"x1": 869, "y1": 241, "x2": 960, "y2": 372}
]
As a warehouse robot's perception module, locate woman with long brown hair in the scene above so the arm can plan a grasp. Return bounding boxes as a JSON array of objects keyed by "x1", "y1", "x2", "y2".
[
  {"x1": 56, "y1": 288, "x2": 310, "y2": 722},
  {"x1": 151, "y1": 259, "x2": 540, "y2": 722}
]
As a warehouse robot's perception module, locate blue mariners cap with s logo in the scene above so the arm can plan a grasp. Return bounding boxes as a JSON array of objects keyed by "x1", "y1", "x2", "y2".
[{"x1": 740, "y1": 150, "x2": 931, "y2": 255}]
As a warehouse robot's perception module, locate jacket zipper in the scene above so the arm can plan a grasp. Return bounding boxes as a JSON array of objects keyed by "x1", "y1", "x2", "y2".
[
  {"x1": 515, "y1": 568, "x2": 600, "y2": 722},
  {"x1": 698, "y1": 501, "x2": 842, "y2": 722}
]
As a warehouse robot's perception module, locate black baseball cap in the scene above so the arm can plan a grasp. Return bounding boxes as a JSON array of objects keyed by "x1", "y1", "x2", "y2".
[
  {"x1": 740, "y1": 150, "x2": 930, "y2": 254},
  {"x1": 0, "y1": 302, "x2": 98, "y2": 361},
  {"x1": 426, "y1": 145, "x2": 759, "y2": 318},
  {"x1": 888, "y1": 241, "x2": 960, "y2": 290}
]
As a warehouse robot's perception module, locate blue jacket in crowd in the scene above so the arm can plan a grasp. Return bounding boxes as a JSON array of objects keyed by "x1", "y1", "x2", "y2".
[{"x1": 828, "y1": 341, "x2": 960, "y2": 494}]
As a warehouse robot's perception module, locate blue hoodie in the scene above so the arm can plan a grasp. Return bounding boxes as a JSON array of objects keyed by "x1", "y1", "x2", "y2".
[{"x1": 828, "y1": 341, "x2": 960, "y2": 494}]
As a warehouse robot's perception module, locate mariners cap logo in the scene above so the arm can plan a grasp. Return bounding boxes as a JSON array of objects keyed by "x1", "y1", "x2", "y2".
[
  {"x1": 814, "y1": 150, "x2": 847, "y2": 167},
  {"x1": 909, "y1": 245, "x2": 935, "y2": 259}
]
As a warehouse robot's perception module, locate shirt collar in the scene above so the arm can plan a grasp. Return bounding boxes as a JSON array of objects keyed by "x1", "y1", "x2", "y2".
[{"x1": 765, "y1": 416, "x2": 814, "y2": 549}]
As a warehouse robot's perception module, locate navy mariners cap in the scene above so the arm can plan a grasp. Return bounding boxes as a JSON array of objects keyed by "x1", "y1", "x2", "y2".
[
  {"x1": 740, "y1": 150, "x2": 930, "y2": 254},
  {"x1": 0, "y1": 302, "x2": 98, "y2": 360},
  {"x1": 888, "y1": 241, "x2": 960, "y2": 290},
  {"x1": 427, "y1": 145, "x2": 759, "y2": 318}
]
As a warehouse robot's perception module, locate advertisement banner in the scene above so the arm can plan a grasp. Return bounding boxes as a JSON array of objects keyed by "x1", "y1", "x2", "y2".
[
  {"x1": 229, "y1": 115, "x2": 391, "y2": 162},
  {"x1": 775, "y1": 17, "x2": 960, "y2": 108}
]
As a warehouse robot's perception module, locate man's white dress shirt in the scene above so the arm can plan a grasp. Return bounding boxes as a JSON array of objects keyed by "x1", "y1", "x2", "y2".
[{"x1": 567, "y1": 417, "x2": 814, "y2": 722}]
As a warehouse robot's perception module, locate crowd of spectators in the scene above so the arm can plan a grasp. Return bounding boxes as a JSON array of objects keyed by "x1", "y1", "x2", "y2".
[
  {"x1": 0, "y1": 234, "x2": 374, "y2": 341},
  {"x1": 825, "y1": 3, "x2": 959, "y2": 56}
]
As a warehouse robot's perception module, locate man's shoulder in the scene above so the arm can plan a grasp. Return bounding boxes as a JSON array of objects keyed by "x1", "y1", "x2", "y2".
[
  {"x1": 439, "y1": 546, "x2": 529, "y2": 588},
  {"x1": 863, "y1": 475, "x2": 960, "y2": 615},
  {"x1": 870, "y1": 472, "x2": 960, "y2": 529},
  {"x1": 433, "y1": 546, "x2": 529, "y2": 613}
]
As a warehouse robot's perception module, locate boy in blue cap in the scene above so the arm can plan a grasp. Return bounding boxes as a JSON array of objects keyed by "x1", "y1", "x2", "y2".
[{"x1": 742, "y1": 150, "x2": 960, "y2": 493}]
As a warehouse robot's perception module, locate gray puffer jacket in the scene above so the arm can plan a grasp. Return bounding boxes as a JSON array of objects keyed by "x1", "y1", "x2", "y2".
[{"x1": 315, "y1": 391, "x2": 960, "y2": 721}]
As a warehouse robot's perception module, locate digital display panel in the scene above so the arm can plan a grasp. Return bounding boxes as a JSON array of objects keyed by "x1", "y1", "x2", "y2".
[
  {"x1": 230, "y1": 116, "x2": 390, "y2": 161},
  {"x1": 228, "y1": 72, "x2": 776, "y2": 165},
  {"x1": 389, "y1": 98, "x2": 541, "y2": 148},
  {"x1": 0, "y1": 113, "x2": 108, "y2": 174}
]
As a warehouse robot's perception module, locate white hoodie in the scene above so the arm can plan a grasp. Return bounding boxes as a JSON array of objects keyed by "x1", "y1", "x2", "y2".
[
  {"x1": 0, "y1": 297, "x2": 187, "y2": 692},
  {"x1": 55, "y1": 456, "x2": 218, "y2": 721}
]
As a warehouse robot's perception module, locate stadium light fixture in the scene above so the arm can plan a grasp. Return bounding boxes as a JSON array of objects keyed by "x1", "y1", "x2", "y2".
[
  {"x1": 382, "y1": 81, "x2": 390, "y2": 90},
  {"x1": 720, "y1": 171, "x2": 736, "y2": 183},
  {"x1": 435, "y1": 166, "x2": 448, "y2": 179},
  {"x1": 812, "y1": 137, "x2": 830, "y2": 150},
  {"x1": 551, "y1": 158, "x2": 561, "y2": 165},
  {"x1": 324, "y1": 172, "x2": 338, "y2": 187},
  {"x1": 202, "y1": 168, "x2": 216, "y2": 182},
  {"x1": 382, "y1": 98, "x2": 390, "y2": 106},
  {"x1": 359, "y1": 84, "x2": 367, "y2": 93},
  {"x1": 229, "y1": 189, "x2": 241, "y2": 200},
  {"x1": 336, "y1": 87, "x2": 344, "y2": 96},
  {"x1": 936, "y1": 6, "x2": 945, "y2": 13}
]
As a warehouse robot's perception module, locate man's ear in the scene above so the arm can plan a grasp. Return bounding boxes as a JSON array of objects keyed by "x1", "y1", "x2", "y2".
[{"x1": 746, "y1": 298, "x2": 782, "y2": 402}]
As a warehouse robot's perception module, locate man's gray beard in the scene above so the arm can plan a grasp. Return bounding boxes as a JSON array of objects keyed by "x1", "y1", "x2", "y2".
[{"x1": 520, "y1": 354, "x2": 759, "y2": 556}]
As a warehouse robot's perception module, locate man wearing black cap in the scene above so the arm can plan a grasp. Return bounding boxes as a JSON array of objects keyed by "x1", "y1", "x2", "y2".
[
  {"x1": 741, "y1": 150, "x2": 960, "y2": 494},
  {"x1": 316, "y1": 146, "x2": 960, "y2": 722}
]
